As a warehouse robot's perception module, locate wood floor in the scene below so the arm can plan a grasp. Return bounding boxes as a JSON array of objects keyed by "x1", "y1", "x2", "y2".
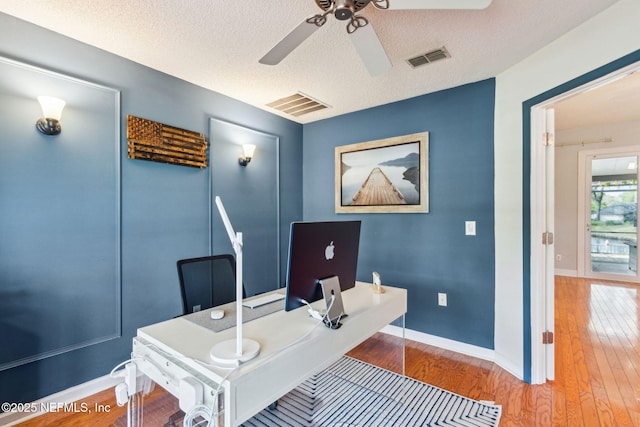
[{"x1": 14, "y1": 276, "x2": 640, "y2": 426}]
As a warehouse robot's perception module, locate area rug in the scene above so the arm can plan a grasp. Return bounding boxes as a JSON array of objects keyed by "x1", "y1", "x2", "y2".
[
  {"x1": 114, "y1": 356, "x2": 501, "y2": 426},
  {"x1": 241, "y1": 356, "x2": 501, "y2": 427}
]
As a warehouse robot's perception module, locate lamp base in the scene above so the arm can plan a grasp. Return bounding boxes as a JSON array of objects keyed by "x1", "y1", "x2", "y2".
[
  {"x1": 210, "y1": 338, "x2": 260, "y2": 365},
  {"x1": 36, "y1": 118, "x2": 61, "y2": 135}
]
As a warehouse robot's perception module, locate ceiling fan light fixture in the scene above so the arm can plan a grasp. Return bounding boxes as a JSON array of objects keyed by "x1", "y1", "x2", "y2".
[{"x1": 335, "y1": 0, "x2": 356, "y2": 20}]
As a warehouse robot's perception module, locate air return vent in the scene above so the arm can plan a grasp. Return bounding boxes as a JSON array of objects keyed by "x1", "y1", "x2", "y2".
[
  {"x1": 407, "y1": 47, "x2": 450, "y2": 68},
  {"x1": 267, "y1": 92, "x2": 330, "y2": 117}
]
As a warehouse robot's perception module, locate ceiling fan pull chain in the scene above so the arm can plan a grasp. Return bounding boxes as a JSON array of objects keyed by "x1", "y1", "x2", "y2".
[
  {"x1": 347, "y1": 15, "x2": 369, "y2": 34},
  {"x1": 371, "y1": 0, "x2": 390, "y2": 10}
]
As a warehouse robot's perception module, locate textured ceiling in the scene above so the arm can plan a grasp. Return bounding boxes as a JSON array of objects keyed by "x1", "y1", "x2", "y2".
[
  {"x1": 0, "y1": 0, "x2": 623, "y2": 124},
  {"x1": 554, "y1": 69, "x2": 640, "y2": 131}
]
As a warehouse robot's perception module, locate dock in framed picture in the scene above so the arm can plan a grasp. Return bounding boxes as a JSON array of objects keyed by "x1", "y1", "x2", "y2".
[{"x1": 335, "y1": 132, "x2": 428, "y2": 213}]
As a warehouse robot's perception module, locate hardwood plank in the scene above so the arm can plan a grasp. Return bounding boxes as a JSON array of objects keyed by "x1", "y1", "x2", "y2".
[
  {"x1": 550, "y1": 386, "x2": 568, "y2": 426},
  {"x1": 533, "y1": 381, "x2": 553, "y2": 426}
]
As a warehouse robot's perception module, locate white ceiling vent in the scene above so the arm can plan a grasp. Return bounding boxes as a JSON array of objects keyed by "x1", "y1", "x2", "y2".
[
  {"x1": 407, "y1": 47, "x2": 450, "y2": 68},
  {"x1": 267, "y1": 92, "x2": 330, "y2": 117}
]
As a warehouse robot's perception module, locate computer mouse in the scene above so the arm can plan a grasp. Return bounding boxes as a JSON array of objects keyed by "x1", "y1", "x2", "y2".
[{"x1": 210, "y1": 309, "x2": 224, "y2": 320}]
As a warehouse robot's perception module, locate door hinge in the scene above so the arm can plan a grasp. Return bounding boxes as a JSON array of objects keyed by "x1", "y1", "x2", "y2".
[
  {"x1": 542, "y1": 231, "x2": 554, "y2": 245},
  {"x1": 543, "y1": 132, "x2": 555, "y2": 147},
  {"x1": 542, "y1": 330, "x2": 554, "y2": 344}
]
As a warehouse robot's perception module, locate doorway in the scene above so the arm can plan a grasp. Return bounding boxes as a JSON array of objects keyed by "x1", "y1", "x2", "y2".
[{"x1": 529, "y1": 61, "x2": 640, "y2": 384}]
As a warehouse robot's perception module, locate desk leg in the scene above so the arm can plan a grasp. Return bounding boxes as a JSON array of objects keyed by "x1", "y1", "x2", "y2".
[
  {"x1": 401, "y1": 313, "x2": 406, "y2": 379},
  {"x1": 398, "y1": 313, "x2": 409, "y2": 404},
  {"x1": 127, "y1": 391, "x2": 143, "y2": 427}
]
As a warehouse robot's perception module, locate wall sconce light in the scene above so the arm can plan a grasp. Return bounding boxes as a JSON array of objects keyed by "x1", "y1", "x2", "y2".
[
  {"x1": 239, "y1": 144, "x2": 256, "y2": 166},
  {"x1": 36, "y1": 96, "x2": 66, "y2": 135}
]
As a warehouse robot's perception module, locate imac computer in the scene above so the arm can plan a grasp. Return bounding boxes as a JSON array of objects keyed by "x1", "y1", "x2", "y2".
[{"x1": 284, "y1": 220, "x2": 361, "y2": 317}]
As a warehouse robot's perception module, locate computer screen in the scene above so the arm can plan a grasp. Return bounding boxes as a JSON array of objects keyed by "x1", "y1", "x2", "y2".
[{"x1": 284, "y1": 220, "x2": 361, "y2": 312}]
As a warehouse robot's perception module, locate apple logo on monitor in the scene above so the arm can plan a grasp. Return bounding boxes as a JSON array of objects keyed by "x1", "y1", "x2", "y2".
[{"x1": 325, "y1": 241, "x2": 335, "y2": 260}]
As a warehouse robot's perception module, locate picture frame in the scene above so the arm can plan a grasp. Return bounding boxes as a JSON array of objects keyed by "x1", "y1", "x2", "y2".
[{"x1": 335, "y1": 132, "x2": 429, "y2": 214}]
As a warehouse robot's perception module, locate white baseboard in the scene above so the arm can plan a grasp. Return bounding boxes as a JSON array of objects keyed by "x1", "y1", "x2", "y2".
[
  {"x1": 380, "y1": 325, "x2": 496, "y2": 362},
  {"x1": 555, "y1": 268, "x2": 578, "y2": 277},
  {"x1": 0, "y1": 374, "x2": 121, "y2": 426},
  {"x1": 381, "y1": 326, "x2": 526, "y2": 381},
  {"x1": 493, "y1": 351, "x2": 524, "y2": 380}
]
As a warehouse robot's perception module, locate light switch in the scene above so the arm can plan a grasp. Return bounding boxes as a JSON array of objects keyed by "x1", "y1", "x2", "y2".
[
  {"x1": 438, "y1": 293, "x2": 447, "y2": 307},
  {"x1": 465, "y1": 221, "x2": 476, "y2": 236}
]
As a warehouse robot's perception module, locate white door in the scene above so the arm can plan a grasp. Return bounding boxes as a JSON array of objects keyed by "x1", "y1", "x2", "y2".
[
  {"x1": 530, "y1": 106, "x2": 555, "y2": 383},
  {"x1": 543, "y1": 109, "x2": 555, "y2": 381},
  {"x1": 579, "y1": 149, "x2": 640, "y2": 282}
]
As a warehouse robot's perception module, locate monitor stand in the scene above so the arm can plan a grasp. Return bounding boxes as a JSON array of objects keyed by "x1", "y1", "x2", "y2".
[{"x1": 318, "y1": 276, "x2": 346, "y2": 329}]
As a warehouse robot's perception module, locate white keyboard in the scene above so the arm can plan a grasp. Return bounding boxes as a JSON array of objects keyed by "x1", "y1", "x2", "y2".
[{"x1": 242, "y1": 292, "x2": 285, "y2": 309}]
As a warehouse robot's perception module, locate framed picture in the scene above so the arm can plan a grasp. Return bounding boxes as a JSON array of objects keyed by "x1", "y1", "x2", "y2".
[{"x1": 335, "y1": 132, "x2": 429, "y2": 214}]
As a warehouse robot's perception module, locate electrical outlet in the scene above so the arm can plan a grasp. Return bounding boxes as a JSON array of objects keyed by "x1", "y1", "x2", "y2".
[
  {"x1": 438, "y1": 292, "x2": 447, "y2": 307},
  {"x1": 556, "y1": 254, "x2": 562, "y2": 262},
  {"x1": 465, "y1": 221, "x2": 476, "y2": 236}
]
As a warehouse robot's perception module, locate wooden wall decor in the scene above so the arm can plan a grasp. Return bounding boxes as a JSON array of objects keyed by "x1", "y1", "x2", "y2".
[{"x1": 127, "y1": 115, "x2": 208, "y2": 168}]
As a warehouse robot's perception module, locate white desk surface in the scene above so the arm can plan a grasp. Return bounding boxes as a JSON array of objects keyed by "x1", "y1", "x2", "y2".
[{"x1": 134, "y1": 282, "x2": 407, "y2": 426}]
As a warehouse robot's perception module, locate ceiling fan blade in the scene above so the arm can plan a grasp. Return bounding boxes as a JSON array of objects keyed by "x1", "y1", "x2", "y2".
[
  {"x1": 349, "y1": 22, "x2": 392, "y2": 76},
  {"x1": 387, "y1": 0, "x2": 492, "y2": 10},
  {"x1": 259, "y1": 19, "x2": 321, "y2": 65}
]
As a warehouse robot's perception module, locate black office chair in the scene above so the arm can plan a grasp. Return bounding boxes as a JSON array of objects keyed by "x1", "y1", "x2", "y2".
[{"x1": 177, "y1": 254, "x2": 246, "y2": 315}]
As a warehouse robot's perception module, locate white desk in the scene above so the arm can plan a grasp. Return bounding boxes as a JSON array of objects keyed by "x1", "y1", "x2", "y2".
[{"x1": 132, "y1": 282, "x2": 407, "y2": 426}]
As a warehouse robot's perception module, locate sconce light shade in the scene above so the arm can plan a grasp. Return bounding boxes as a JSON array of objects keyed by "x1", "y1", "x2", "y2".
[
  {"x1": 36, "y1": 96, "x2": 66, "y2": 135},
  {"x1": 239, "y1": 144, "x2": 256, "y2": 166}
]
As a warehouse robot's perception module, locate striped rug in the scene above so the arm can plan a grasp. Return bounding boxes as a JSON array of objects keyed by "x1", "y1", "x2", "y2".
[{"x1": 242, "y1": 356, "x2": 501, "y2": 427}]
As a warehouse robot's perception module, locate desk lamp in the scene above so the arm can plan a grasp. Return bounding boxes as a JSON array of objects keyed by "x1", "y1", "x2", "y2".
[{"x1": 209, "y1": 196, "x2": 260, "y2": 364}]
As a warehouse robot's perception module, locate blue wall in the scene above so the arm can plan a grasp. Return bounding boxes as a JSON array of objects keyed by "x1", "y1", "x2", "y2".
[
  {"x1": 0, "y1": 13, "x2": 302, "y2": 404},
  {"x1": 303, "y1": 80, "x2": 496, "y2": 348}
]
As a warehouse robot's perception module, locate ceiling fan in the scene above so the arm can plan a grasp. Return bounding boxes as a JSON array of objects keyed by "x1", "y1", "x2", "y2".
[{"x1": 259, "y1": 0, "x2": 492, "y2": 76}]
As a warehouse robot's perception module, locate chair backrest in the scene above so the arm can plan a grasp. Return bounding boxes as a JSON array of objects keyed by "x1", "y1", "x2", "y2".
[{"x1": 177, "y1": 254, "x2": 246, "y2": 315}]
